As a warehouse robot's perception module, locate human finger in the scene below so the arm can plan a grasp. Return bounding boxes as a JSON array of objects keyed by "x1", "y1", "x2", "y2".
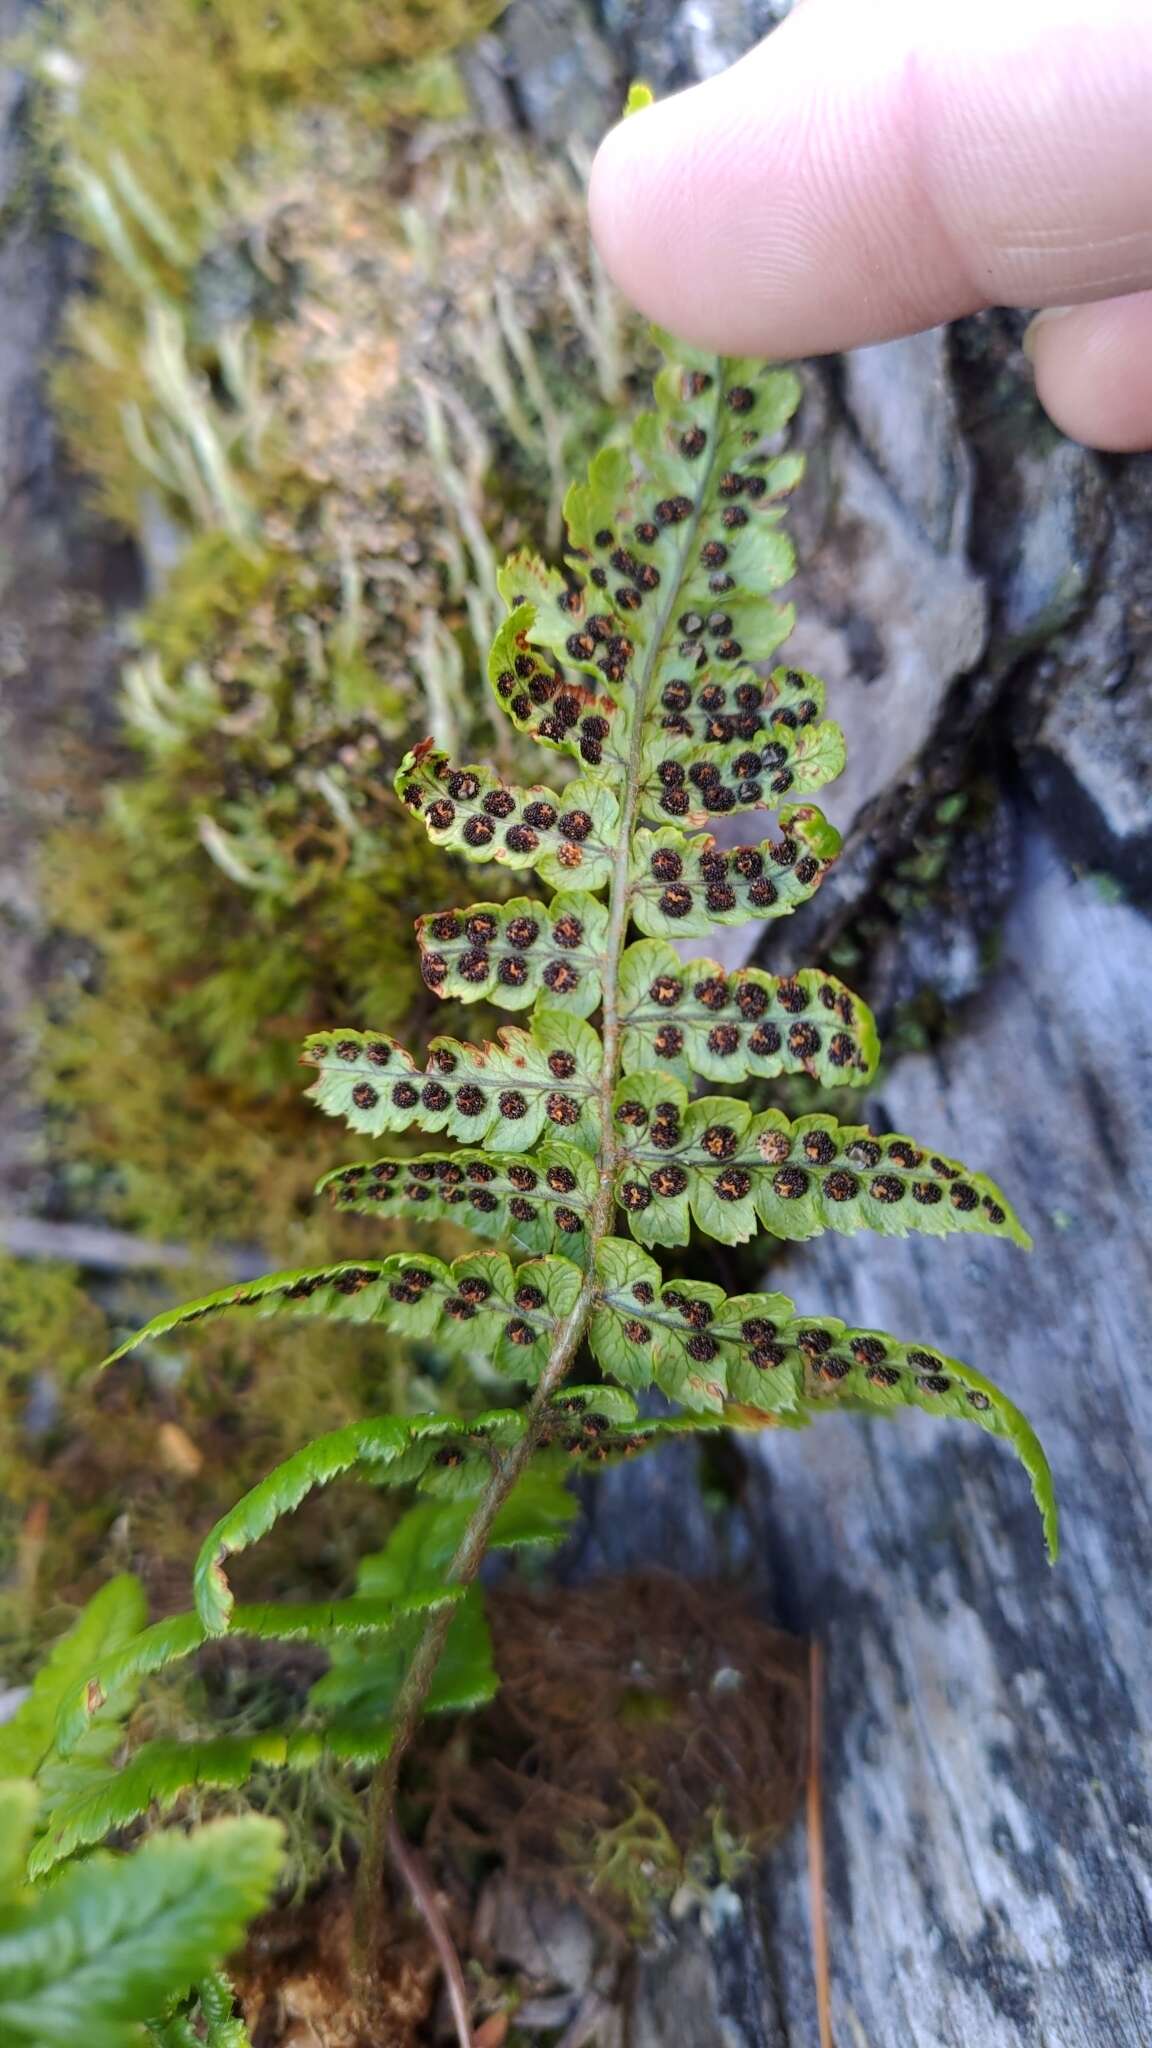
[{"x1": 589, "y1": 0, "x2": 1152, "y2": 361}]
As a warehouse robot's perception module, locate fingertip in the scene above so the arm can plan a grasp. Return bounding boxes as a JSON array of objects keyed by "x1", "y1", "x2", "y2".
[
  {"x1": 591, "y1": 0, "x2": 1152, "y2": 364},
  {"x1": 587, "y1": 106, "x2": 647, "y2": 305},
  {"x1": 589, "y1": 86, "x2": 730, "y2": 349},
  {"x1": 1027, "y1": 294, "x2": 1152, "y2": 453},
  {"x1": 586, "y1": 8, "x2": 969, "y2": 359}
]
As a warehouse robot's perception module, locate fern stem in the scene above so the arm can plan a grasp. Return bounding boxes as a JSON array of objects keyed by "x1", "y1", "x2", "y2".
[
  {"x1": 387, "y1": 1815, "x2": 474, "y2": 2048},
  {"x1": 356, "y1": 1263, "x2": 599, "y2": 1956}
]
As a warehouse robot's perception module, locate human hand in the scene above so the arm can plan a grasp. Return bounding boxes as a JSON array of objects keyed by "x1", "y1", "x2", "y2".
[{"x1": 589, "y1": 0, "x2": 1152, "y2": 451}]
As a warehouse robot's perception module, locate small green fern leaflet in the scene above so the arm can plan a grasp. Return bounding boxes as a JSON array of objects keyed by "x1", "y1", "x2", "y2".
[
  {"x1": 50, "y1": 1592, "x2": 465, "y2": 1762},
  {"x1": 617, "y1": 941, "x2": 880, "y2": 1084},
  {"x1": 301, "y1": 1012, "x2": 601, "y2": 1147},
  {"x1": 609, "y1": 1079, "x2": 1028, "y2": 1249},
  {"x1": 395, "y1": 742, "x2": 618, "y2": 889},
  {"x1": 311, "y1": 1474, "x2": 581, "y2": 1740},
  {"x1": 147, "y1": 1971, "x2": 252, "y2": 2048},
  {"x1": 186, "y1": 1407, "x2": 546, "y2": 1632},
  {"x1": 93, "y1": 332, "x2": 1054, "y2": 1959},
  {"x1": 0, "y1": 1575, "x2": 146, "y2": 1779},
  {"x1": 26, "y1": 1729, "x2": 388, "y2": 1879},
  {"x1": 317, "y1": 1141, "x2": 597, "y2": 1260},
  {"x1": 0, "y1": 1798, "x2": 281, "y2": 2048},
  {"x1": 107, "y1": 1254, "x2": 588, "y2": 1385}
]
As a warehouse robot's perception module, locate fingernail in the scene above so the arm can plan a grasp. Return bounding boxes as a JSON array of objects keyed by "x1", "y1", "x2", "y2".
[{"x1": 1022, "y1": 306, "x2": 1074, "y2": 362}]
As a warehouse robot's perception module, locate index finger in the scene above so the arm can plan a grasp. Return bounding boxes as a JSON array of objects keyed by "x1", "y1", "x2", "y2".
[{"x1": 589, "y1": 0, "x2": 1152, "y2": 358}]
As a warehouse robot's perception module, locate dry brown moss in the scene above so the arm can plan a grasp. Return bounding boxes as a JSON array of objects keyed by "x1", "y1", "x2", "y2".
[{"x1": 427, "y1": 1571, "x2": 809, "y2": 1933}]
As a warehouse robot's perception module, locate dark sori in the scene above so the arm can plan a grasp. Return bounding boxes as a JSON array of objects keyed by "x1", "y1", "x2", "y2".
[{"x1": 99, "y1": 330, "x2": 1057, "y2": 1959}]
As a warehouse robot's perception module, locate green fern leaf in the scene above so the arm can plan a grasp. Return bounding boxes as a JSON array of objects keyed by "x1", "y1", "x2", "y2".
[
  {"x1": 148, "y1": 1970, "x2": 252, "y2": 2048},
  {"x1": 79, "y1": 329, "x2": 1054, "y2": 1888},
  {"x1": 627, "y1": 811, "x2": 840, "y2": 936},
  {"x1": 318, "y1": 1140, "x2": 597, "y2": 1260},
  {"x1": 494, "y1": 357, "x2": 824, "y2": 771},
  {"x1": 636, "y1": 660, "x2": 844, "y2": 816},
  {"x1": 0, "y1": 1814, "x2": 282, "y2": 2042},
  {"x1": 609, "y1": 1078, "x2": 1028, "y2": 1249},
  {"x1": 105, "y1": 1251, "x2": 586, "y2": 1382},
  {"x1": 51, "y1": 1592, "x2": 462, "y2": 1765},
  {"x1": 355, "y1": 1471, "x2": 580, "y2": 1605},
  {"x1": 49, "y1": 1475, "x2": 583, "y2": 1848},
  {"x1": 312, "y1": 1470, "x2": 588, "y2": 1728},
  {"x1": 27, "y1": 1743, "x2": 307, "y2": 1881},
  {"x1": 588, "y1": 1237, "x2": 1056, "y2": 1556},
  {"x1": 0, "y1": 1781, "x2": 38, "y2": 1891},
  {"x1": 0, "y1": 1577, "x2": 147, "y2": 1780},
  {"x1": 395, "y1": 742, "x2": 617, "y2": 890},
  {"x1": 415, "y1": 889, "x2": 608, "y2": 1014},
  {"x1": 301, "y1": 1013, "x2": 601, "y2": 1150},
  {"x1": 618, "y1": 941, "x2": 879, "y2": 1085},
  {"x1": 310, "y1": 1586, "x2": 495, "y2": 1726},
  {"x1": 185, "y1": 1395, "x2": 592, "y2": 1635}
]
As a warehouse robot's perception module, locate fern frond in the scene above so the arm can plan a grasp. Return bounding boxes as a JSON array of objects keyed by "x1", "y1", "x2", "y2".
[
  {"x1": 493, "y1": 357, "x2": 824, "y2": 776},
  {"x1": 0, "y1": 1576, "x2": 147, "y2": 1780},
  {"x1": 111, "y1": 336, "x2": 1051, "y2": 1575},
  {"x1": 28, "y1": 1743, "x2": 308, "y2": 1879},
  {"x1": 185, "y1": 1398, "x2": 598, "y2": 1635},
  {"x1": 415, "y1": 888, "x2": 609, "y2": 1014},
  {"x1": 51, "y1": 1592, "x2": 462, "y2": 1764},
  {"x1": 0, "y1": 1781, "x2": 38, "y2": 1890},
  {"x1": 637, "y1": 660, "x2": 844, "y2": 815},
  {"x1": 46, "y1": 1477, "x2": 584, "y2": 1878},
  {"x1": 0, "y1": 1813, "x2": 282, "y2": 2040},
  {"x1": 73, "y1": 329, "x2": 1055, "y2": 1923},
  {"x1": 588, "y1": 1236, "x2": 1056, "y2": 1556},
  {"x1": 106, "y1": 1252, "x2": 586, "y2": 1383},
  {"x1": 147, "y1": 1969, "x2": 252, "y2": 2048},
  {"x1": 627, "y1": 810, "x2": 840, "y2": 936}
]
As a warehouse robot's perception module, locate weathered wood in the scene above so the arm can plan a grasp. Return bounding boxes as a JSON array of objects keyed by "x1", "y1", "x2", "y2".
[
  {"x1": 750, "y1": 830, "x2": 1152, "y2": 2048},
  {"x1": 0, "y1": 0, "x2": 134, "y2": 1212}
]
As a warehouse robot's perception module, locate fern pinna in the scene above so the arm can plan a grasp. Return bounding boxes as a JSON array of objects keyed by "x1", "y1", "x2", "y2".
[{"x1": 62, "y1": 338, "x2": 1055, "y2": 1936}]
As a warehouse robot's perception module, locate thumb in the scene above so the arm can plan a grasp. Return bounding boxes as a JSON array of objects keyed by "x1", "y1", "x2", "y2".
[{"x1": 590, "y1": 0, "x2": 1152, "y2": 361}]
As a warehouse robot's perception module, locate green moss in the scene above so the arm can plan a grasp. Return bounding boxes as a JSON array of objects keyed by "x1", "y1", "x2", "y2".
[
  {"x1": 38, "y1": 0, "x2": 503, "y2": 251},
  {"x1": 38, "y1": 105, "x2": 647, "y2": 1253},
  {"x1": 41, "y1": 787, "x2": 458, "y2": 1241},
  {"x1": 0, "y1": 1255, "x2": 105, "y2": 1407},
  {"x1": 0, "y1": 1256, "x2": 109, "y2": 1642},
  {"x1": 36, "y1": 0, "x2": 503, "y2": 524}
]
